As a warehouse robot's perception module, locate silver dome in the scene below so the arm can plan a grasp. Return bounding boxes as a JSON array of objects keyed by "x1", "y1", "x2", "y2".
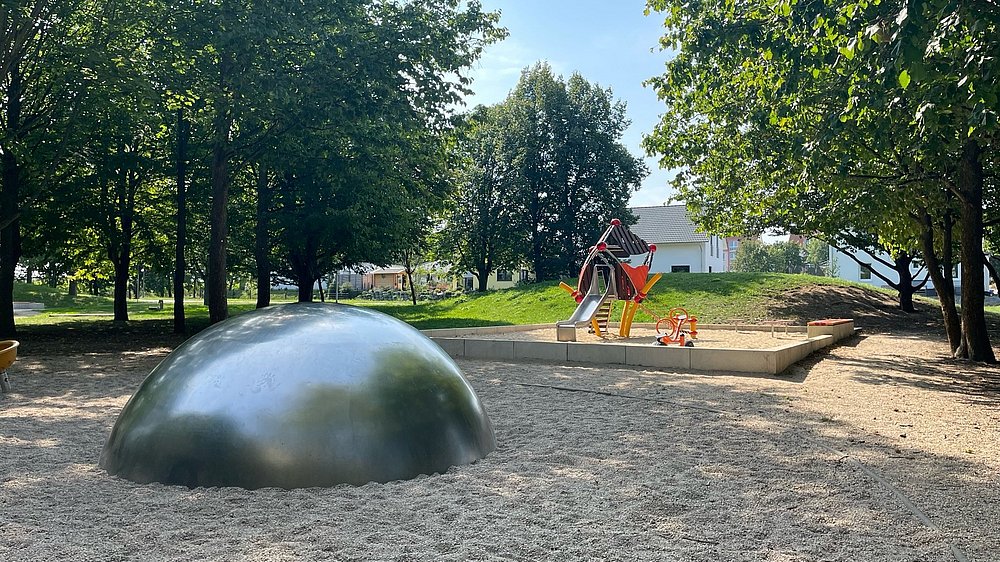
[{"x1": 100, "y1": 303, "x2": 495, "y2": 489}]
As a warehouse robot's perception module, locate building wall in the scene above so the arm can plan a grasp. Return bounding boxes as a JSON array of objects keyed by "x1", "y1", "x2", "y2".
[
  {"x1": 649, "y1": 242, "x2": 705, "y2": 273},
  {"x1": 367, "y1": 272, "x2": 405, "y2": 290},
  {"x1": 703, "y1": 235, "x2": 727, "y2": 273},
  {"x1": 829, "y1": 246, "x2": 990, "y2": 291},
  {"x1": 459, "y1": 267, "x2": 534, "y2": 291}
]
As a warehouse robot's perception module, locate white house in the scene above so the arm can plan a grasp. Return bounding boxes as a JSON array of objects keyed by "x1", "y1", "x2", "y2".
[
  {"x1": 829, "y1": 246, "x2": 991, "y2": 294},
  {"x1": 630, "y1": 205, "x2": 726, "y2": 274}
]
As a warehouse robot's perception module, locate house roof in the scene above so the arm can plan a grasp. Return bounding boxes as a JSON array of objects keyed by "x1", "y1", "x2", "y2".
[{"x1": 629, "y1": 205, "x2": 709, "y2": 244}]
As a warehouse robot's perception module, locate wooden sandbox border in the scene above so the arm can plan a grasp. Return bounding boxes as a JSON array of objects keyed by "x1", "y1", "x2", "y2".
[{"x1": 423, "y1": 320, "x2": 856, "y2": 375}]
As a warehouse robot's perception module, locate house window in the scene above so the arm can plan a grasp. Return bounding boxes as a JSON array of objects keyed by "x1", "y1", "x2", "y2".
[
  {"x1": 709, "y1": 236, "x2": 714, "y2": 257},
  {"x1": 671, "y1": 265, "x2": 691, "y2": 273},
  {"x1": 860, "y1": 263, "x2": 872, "y2": 280},
  {"x1": 497, "y1": 270, "x2": 513, "y2": 282},
  {"x1": 519, "y1": 269, "x2": 530, "y2": 282}
]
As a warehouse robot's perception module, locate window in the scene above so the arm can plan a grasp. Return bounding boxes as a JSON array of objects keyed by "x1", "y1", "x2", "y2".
[
  {"x1": 497, "y1": 270, "x2": 513, "y2": 282},
  {"x1": 671, "y1": 265, "x2": 691, "y2": 273},
  {"x1": 709, "y1": 236, "x2": 714, "y2": 257},
  {"x1": 519, "y1": 269, "x2": 530, "y2": 282},
  {"x1": 860, "y1": 263, "x2": 872, "y2": 280}
]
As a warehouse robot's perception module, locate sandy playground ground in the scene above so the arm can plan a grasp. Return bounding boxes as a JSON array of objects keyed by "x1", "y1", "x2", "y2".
[{"x1": 1, "y1": 329, "x2": 998, "y2": 561}]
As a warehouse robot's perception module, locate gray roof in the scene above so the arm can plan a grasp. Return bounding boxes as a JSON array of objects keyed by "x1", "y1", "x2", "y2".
[{"x1": 629, "y1": 205, "x2": 709, "y2": 244}]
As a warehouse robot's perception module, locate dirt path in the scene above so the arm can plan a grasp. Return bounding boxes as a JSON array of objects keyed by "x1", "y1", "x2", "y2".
[{"x1": 0, "y1": 329, "x2": 997, "y2": 561}]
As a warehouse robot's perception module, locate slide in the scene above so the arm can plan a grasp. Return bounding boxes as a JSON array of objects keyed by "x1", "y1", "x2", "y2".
[{"x1": 558, "y1": 283, "x2": 614, "y2": 327}]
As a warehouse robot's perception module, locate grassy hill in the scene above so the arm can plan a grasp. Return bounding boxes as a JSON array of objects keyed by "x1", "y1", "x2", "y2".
[{"x1": 12, "y1": 273, "x2": 962, "y2": 334}]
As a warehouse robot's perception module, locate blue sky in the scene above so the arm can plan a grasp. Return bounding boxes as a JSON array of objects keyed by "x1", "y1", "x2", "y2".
[{"x1": 461, "y1": 0, "x2": 675, "y2": 207}]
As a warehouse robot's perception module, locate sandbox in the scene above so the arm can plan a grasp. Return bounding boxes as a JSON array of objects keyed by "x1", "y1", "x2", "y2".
[{"x1": 424, "y1": 320, "x2": 855, "y2": 375}]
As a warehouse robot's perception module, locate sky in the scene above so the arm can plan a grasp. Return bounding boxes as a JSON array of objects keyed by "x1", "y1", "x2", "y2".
[{"x1": 460, "y1": 0, "x2": 676, "y2": 208}]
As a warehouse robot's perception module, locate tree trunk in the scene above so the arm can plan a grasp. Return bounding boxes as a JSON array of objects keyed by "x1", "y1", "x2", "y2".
[
  {"x1": 297, "y1": 278, "x2": 314, "y2": 302},
  {"x1": 402, "y1": 250, "x2": 418, "y2": 305},
  {"x1": 208, "y1": 128, "x2": 231, "y2": 323},
  {"x1": 529, "y1": 190, "x2": 545, "y2": 281},
  {"x1": 407, "y1": 271, "x2": 418, "y2": 305},
  {"x1": 318, "y1": 278, "x2": 325, "y2": 302},
  {"x1": 920, "y1": 210, "x2": 962, "y2": 353},
  {"x1": 0, "y1": 66, "x2": 23, "y2": 339},
  {"x1": 111, "y1": 172, "x2": 135, "y2": 324},
  {"x1": 110, "y1": 244, "x2": 130, "y2": 323},
  {"x1": 255, "y1": 163, "x2": 271, "y2": 309},
  {"x1": 476, "y1": 264, "x2": 489, "y2": 292},
  {"x1": 207, "y1": 54, "x2": 234, "y2": 324},
  {"x1": 173, "y1": 109, "x2": 189, "y2": 333},
  {"x1": 954, "y1": 140, "x2": 995, "y2": 362},
  {"x1": 68, "y1": 279, "x2": 78, "y2": 297},
  {"x1": 893, "y1": 252, "x2": 916, "y2": 313}
]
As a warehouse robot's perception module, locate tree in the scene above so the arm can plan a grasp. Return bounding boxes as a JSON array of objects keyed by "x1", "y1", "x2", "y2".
[
  {"x1": 644, "y1": 0, "x2": 997, "y2": 361},
  {"x1": 803, "y1": 238, "x2": 830, "y2": 276},
  {"x1": 439, "y1": 106, "x2": 522, "y2": 292},
  {"x1": 185, "y1": 0, "x2": 503, "y2": 319},
  {"x1": 500, "y1": 63, "x2": 646, "y2": 280},
  {"x1": 732, "y1": 240, "x2": 771, "y2": 273},
  {"x1": 0, "y1": 1, "x2": 87, "y2": 337},
  {"x1": 767, "y1": 242, "x2": 804, "y2": 274},
  {"x1": 75, "y1": 6, "x2": 168, "y2": 323}
]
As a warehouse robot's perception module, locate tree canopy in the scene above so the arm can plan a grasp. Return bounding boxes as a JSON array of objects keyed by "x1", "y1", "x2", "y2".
[
  {"x1": 440, "y1": 63, "x2": 648, "y2": 287},
  {"x1": 644, "y1": 0, "x2": 998, "y2": 361},
  {"x1": 0, "y1": 0, "x2": 505, "y2": 336}
]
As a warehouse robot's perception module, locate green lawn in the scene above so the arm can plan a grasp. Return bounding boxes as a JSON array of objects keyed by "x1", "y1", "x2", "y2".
[{"x1": 13, "y1": 273, "x2": 908, "y2": 332}]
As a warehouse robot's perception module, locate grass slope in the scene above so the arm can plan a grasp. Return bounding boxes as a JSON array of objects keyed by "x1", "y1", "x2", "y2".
[
  {"x1": 362, "y1": 273, "x2": 941, "y2": 330},
  {"x1": 13, "y1": 273, "x2": 951, "y2": 333}
]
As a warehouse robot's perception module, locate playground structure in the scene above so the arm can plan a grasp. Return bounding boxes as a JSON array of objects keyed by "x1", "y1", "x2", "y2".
[
  {"x1": 556, "y1": 219, "x2": 698, "y2": 345},
  {"x1": 0, "y1": 339, "x2": 18, "y2": 393}
]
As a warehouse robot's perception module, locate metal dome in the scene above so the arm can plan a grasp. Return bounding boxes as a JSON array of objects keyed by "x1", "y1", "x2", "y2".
[{"x1": 99, "y1": 303, "x2": 495, "y2": 489}]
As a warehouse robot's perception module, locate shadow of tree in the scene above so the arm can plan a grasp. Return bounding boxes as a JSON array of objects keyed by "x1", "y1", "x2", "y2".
[{"x1": 766, "y1": 285, "x2": 943, "y2": 334}]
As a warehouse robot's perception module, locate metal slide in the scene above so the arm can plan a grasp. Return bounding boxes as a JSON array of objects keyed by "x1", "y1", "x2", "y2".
[{"x1": 558, "y1": 282, "x2": 615, "y2": 327}]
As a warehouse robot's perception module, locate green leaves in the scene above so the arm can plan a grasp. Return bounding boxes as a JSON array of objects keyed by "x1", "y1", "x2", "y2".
[
  {"x1": 898, "y1": 69, "x2": 911, "y2": 89},
  {"x1": 447, "y1": 63, "x2": 646, "y2": 280}
]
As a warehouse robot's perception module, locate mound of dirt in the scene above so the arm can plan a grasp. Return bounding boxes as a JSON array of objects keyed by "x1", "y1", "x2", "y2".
[{"x1": 760, "y1": 284, "x2": 943, "y2": 335}]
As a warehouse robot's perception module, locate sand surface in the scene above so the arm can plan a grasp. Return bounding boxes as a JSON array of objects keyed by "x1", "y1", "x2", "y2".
[{"x1": 1, "y1": 333, "x2": 998, "y2": 561}]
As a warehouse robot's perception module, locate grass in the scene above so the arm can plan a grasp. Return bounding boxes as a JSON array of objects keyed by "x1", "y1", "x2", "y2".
[{"x1": 12, "y1": 273, "x2": 902, "y2": 332}]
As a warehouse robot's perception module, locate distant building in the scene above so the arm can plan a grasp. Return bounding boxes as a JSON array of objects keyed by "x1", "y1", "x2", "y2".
[
  {"x1": 630, "y1": 205, "x2": 727, "y2": 273},
  {"x1": 456, "y1": 267, "x2": 533, "y2": 291},
  {"x1": 829, "y1": 246, "x2": 991, "y2": 294},
  {"x1": 364, "y1": 266, "x2": 408, "y2": 291}
]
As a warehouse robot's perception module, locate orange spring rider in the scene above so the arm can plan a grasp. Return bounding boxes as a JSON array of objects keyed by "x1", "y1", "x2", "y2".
[{"x1": 655, "y1": 308, "x2": 698, "y2": 347}]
